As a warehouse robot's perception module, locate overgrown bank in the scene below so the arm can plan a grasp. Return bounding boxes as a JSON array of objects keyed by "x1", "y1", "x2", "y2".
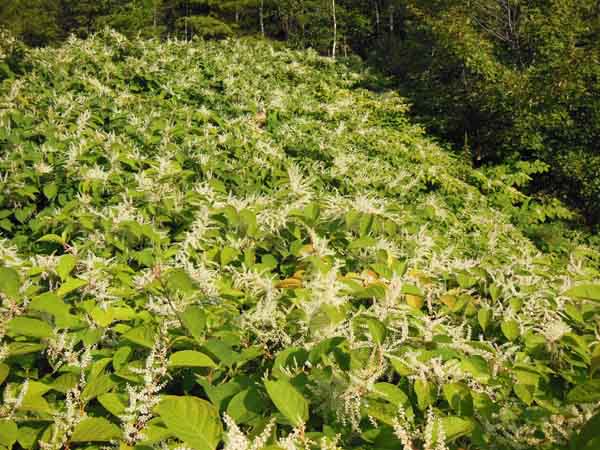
[{"x1": 0, "y1": 32, "x2": 600, "y2": 450}]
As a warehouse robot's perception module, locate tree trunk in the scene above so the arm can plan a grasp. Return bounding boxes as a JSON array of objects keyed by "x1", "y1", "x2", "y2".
[
  {"x1": 153, "y1": 0, "x2": 158, "y2": 29},
  {"x1": 389, "y1": 4, "x2": 394, "y2": 33},
  {"x1": 184, "y1": 0, "x2": 189, "y2": 40},
  {"x1": 259, "y1": 0, "x2": 265, "y2": 36},
  {"x1": 332, "y1": 0, "x2": 337, "y2": 58},
  {"x1": 375, "y1": 1, "x2": 380, "y2": 36}
]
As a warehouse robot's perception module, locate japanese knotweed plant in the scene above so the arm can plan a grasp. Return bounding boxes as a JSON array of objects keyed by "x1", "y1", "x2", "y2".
[{"x1": 0, "y1": 29, "x2": 599, "y2": 450}]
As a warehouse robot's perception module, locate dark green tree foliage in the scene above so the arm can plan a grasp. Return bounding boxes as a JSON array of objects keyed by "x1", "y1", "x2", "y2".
[
  {"x1": 0, "y1": 29, "x2": 30, "y2": 81},
  {"x1": 380, "y1": 0, "x2": 600, "y2": 224},
  {"x1": 0, "y1": 0, "x2": 61, "y2": 46},
  {"x1": 95, "y1": 0, "x2": 167, "y2": 38}
]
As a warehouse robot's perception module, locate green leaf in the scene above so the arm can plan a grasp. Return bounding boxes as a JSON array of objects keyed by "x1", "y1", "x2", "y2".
[
  {"x1": 16, "y1": 381, "x2": 53, "y2": 414},
  {"x1": 443, "y1": 382, "x2": 474, "y2": 416},
  {"x1": 139, "y1": 423, "x2": 172, "y2": 445},
  {"x1": 575, "y1": 411, "x2": 600, "y2": 450},
  {"x1": 264, "y1": 379, "x2": 309, "y2": 426},
  {"x1": 81, "y1": 374, "x2": 116, "y2": 403},
  {"x1": 56, "y1": 254, "x2": 77, "y2": 281},
  {"x1": 400, "y1": 284, "x2": 424, "y2": 297},
  {"x1": 156, "y1": 395, "x2": 222, "y2": 450},
  {"x1": 112, "y1": 346, "x2": 132, "y2": 371},
  {"x1": 0, "y1": 419, "x2": 18, "y2": 447},
  {"x1": 220, "y1": 247, "x2": 240, "y2": 266},
  {"x1": 29, "y1": 292, "x2": 80, "y2": 328},
  {"x1": 166, "y1": 269, "x2": 195, "y2": 295},
  {"x1": 0, "y1": 267, "x2": 20, "y2": 299},
  {"x1": 0, "y1": 363, "x2": 9, "y2": 385},
  {"x1": 14, "y1": 207, "x2": 33, "y2": 223},
  {"x1": 226, "y1": 388, "x2": 264, "y2": 424},
  {"x1": 122, "y1": 325, "x2": 155, "y2": 349},
  {"x1": 591, "y1": 345, "x2": 600, "y2": 376},
  {"x1": 565, "y1": 284, "x2": 600, "y2": 302},
  {"x1": 98, "y1": 393, "x2": 128, "y2": 417},
  {"x1": 372, "y1": 383, "x2": 410, "y2": 407},
  {"x1": 438, "y1": 416, "x2": 475, "y2": 442},
  {"x1": 168, "y1": 351, "x2": 217, "y2": 368},
  {"x1": 414, "y1": 379, "x2": 436, "y2": 411},
  {"x1": 50, "y1": 373, "x2": 79, "y2": 393},
  {"x1": 388, "y1": 355, "x2": 413, "y2": 376},
  {"x1": 180, "y1": 306, "x2": 206, "y2": 342},
  {"x1": 365, "y1": 317, "x2": 386, "y2": 344},
  {"x1": 349, "y1": 236, "x2": 377, "y2": 250},
  {"x1": 70, "y1": 417, "x2": 121, "y2": 442},
  {"x1": 43, "y1": 182, "x2": 58, "y2": 200},
  {"x1": 37, "y1": 234, "x2": 65, "y2": 245},
  {"x1": 197, "y1": 378, "x2": 246, "y2": 411},
  {"x1": 567, "y1": 380, "x2": 600, "y2": 403},
  {"x1": 17, "y1": 422, "x2": 46, "y2": 449},
  {"x1": 56, "y1": 277, "x2": 87, "y2": 297},
  {"x1": 272, "y1": 347, "x2": 308, "y2": 379},
  {"x1": 456, "y1": 273, "x2": 478, "y2": 289},
  {"x1": 202, "y1": 340, "x2": 239, "y2": 368},
  {"x1": 477, "y1": 307, "x2": 491, "y2": 332},
  {"x1": 7, "y1": 317, "x2": 53, "y2": 339},
  {"x1": 90, "y1": 306, "x2": 115, "y2": 327},
  {"x1": 29, "y1": 292, "x2": 70, "y2": 317},
  {"x1": 501, "y1": 319, "x2": 520, "y2": 341},
  {"x1": 8, "y1": 342, "x2": 46, "y2": 357},
  {"x1": 513, "y1": 383, "x2": 534, "y2": 406}
]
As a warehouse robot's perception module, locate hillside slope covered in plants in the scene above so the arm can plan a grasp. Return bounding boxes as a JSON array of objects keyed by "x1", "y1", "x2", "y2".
[{"x1": 0, "y1": 31, "x2": 600, "y2": 450}]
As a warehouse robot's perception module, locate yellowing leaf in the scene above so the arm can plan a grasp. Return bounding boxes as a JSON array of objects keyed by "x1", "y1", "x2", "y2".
[
  {"x1": 275, "y1": 278, "x2": 302, "y2": 289},
  {"x1": 406, "y1": 294, "x2": 424, "y2": 309}
]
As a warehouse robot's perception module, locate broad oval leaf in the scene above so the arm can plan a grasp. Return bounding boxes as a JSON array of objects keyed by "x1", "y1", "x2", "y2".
[
  {"x1": 438, "y1": 416, "x2": 475, "y2": 442},
  {"x1": 70, "y1": 417, "x2": 121, "y2": 442},
  {"x1": 501, "y1": 320, "x2": 520, "y2": 341},
  {"x1": 226, "y1": 388, "x2": 264, "y2": 424},
  {"x1": 264, "y1": 379, "x2": 309, "y2": 426},
  {"x1": 98, "y1": 393, "x2": 129, "y2": 418},
  {"x1": 0, "y1": 267, "x2": 20, "y2": 299},
  {"x1": 414, "y1": 379, "x2": 436, "y2": 411},
  {"x1": 565, "y1": 284, "x2": 600, "y2": 302},
  {"x1": 0, "y1": 419, "x2": 18, "y2": 447},
  {"x1": 7, "y1": 317, "x2": 53, "y2": 339},
  {"x1": 81, "y1": 374, "x2": 116, "y2": 403},
  {"x1": 56, "y1": 254, "x2": 77, "y2": 281},
  {"x1": 122, "y1": 325, "x2": 155, "y2": 349},
  {"x1": 156, "y1": 395, "x2": 222, "y2": 450}
]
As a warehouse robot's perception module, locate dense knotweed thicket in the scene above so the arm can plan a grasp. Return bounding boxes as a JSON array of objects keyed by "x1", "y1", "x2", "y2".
[{"x1": 0, "y1": 31, "x2": 599, "y2": 450}]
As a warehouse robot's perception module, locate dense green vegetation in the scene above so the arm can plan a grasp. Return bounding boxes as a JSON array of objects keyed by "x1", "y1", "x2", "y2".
[
  {"x1": 1, "y1": 30, "x2": 600, "y2": 450},
  {"x1": 1, "y1": 1, "x2": 599, "y2": 225}
]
